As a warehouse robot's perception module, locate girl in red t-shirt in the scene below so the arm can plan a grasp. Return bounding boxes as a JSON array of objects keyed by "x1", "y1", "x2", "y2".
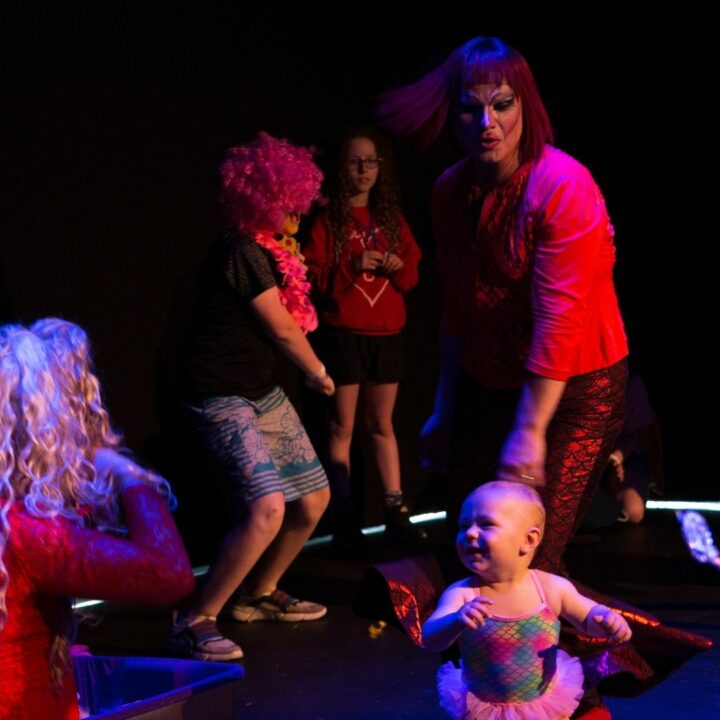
[{"x1": 304, "y1": 128, "x2": 423, "y2": 547}]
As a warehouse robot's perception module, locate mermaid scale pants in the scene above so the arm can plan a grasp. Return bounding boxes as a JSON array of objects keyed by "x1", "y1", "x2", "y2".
[{"x1": 447, "y1": 360, "x2": 628, "y2": 574}]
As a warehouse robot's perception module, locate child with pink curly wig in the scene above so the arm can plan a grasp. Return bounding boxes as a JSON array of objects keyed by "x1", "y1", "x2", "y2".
[
  {"x1": 174, "y1": 133, "x2": 335, "y2": 661},
  {"x1": 218, "y1": 132, "x2": 324, "y2": 333}
]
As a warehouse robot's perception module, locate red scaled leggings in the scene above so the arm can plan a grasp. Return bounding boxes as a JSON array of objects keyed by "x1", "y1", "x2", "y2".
[{"x1": 447, "y1": 359, "x2": 628, "y2": 574}]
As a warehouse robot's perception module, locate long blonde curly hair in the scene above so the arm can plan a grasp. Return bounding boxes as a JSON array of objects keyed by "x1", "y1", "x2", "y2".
[
  {"x1": 30, "y1": 318, "x2": 175, "y2": 517},
  {"x1": 31, "y1": 318, "x2": 122, "y2": 453},
  {"x1": 0, "y1": 321, "x2": 172, "y2": 686}
]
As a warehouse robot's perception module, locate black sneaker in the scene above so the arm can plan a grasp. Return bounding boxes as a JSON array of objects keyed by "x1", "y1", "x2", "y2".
[
  {"x1": 331, "y1": 524, "x2": 370, "y2": 555},
  {"x1": 384, "y1": 504, "x2": 428, "y2": 544}
]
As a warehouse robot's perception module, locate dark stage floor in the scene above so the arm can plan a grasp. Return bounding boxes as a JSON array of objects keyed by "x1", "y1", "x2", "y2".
[{"x1": 79, "y1": 511, "x2": 720, "y2": 719}]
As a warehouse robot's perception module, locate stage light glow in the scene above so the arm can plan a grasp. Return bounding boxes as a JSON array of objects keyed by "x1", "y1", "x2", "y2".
[
  {"x1": 73, "y1": 599, "x2": 104, "y2": 609},
  {"x1": 72, "y1": 501, "x2": 717, "y2": 609},
  {"x1": 647, "y1": 500, "x2": 720, "y2": 512}
]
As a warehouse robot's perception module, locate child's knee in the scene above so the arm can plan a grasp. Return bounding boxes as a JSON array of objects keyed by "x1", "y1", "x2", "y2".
[
  {"x1": 247, "y1": 493, "x2": 285, "y2": 534},
  {"x1": 619, "y1": 489, "x2": 645, "y2": 523},
  {"x1": 365, "y1": 415, "x2": 394, "y2": 437},
  {"x1": 305, "y1": 487, "x2": 331, "y2": 519},
  {"x1": 330, "y1": 418, "x2": 354, "y2": 442},
  {"x1": 293, "y1": 487, "x2": 330, "y2": 524},
  {"x1": 625, "y1": 499, "x2": 645, "y2": 524}
]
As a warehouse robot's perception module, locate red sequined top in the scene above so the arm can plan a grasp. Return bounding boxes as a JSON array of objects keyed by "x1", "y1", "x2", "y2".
[
  {"x1": 432, "y1": 146, "x2": 628, "y2": 387},
  {"x1": 0, "y1": 485, "x2": 195, "y2": 720}
]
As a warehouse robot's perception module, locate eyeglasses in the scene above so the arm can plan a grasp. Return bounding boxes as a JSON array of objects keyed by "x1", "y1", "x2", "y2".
[{"x1": 347, "y1": 157, "x2": 381, "y2": 170}]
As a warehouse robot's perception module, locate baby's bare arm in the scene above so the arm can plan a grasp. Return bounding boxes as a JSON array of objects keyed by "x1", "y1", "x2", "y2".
[
  {"x1": 542, "y1": 572, "x2": 631, "y2": 644},
  {"x1": 583, "y1": 604, "x2": 632, "y2": 643},
  {"x1": 422, "y1": 583, "x2": 493, "y2": 652}
]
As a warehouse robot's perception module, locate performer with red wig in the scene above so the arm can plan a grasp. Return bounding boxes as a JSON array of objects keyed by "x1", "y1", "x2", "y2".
[
  {"x1": 377, "y1": 37, "x2": 710, "y2": 718},
  {"x1": 379, "y1": 36, "x2": 627, "y2": 573},
  {"x1": 174, "y1": 133, "x2": 334, "y2": 661}
]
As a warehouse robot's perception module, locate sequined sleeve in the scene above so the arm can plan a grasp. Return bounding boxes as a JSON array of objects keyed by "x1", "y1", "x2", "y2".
[{"x1": 9, "y1": 485, "x2": 195, "y2": 606}]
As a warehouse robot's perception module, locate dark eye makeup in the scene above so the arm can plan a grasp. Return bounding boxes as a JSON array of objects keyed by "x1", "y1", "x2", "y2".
[{"x1": 458, "y1": 95, "x2": 516, "y2": 114}]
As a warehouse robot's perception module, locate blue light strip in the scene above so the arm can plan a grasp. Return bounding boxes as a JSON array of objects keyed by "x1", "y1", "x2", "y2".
[
  {"x1": 73, "y1": 599, "x2": 104, "y2": 609},
  {"x1": 408, "y1": 511, "x2": 447, "y2": 524},
  {"x1": 72, "y1": 502, "x2": 717, "y2": 609},
  {"x1": 304, "y1": 510, "x2": 448, "y2": 547},
  {"x1": 646, "y1": 500, "x2": 720, "y2": 512}
]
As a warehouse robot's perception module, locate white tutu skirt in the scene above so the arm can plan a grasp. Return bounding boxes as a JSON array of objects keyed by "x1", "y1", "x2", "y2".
[{"x1": 437, "y1": 649, "x2": 584, "y2": 720}]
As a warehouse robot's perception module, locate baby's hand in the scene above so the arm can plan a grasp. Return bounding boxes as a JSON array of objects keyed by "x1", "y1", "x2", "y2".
[
  {"x1": 590, "y1": 604, "x2": 632, "y2": 644},
  {"x1": 457, "y1": 596, "x2": 493, "y2": 630}
]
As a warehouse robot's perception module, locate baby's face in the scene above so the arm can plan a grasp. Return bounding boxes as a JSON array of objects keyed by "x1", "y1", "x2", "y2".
[{"x1": 456, "y1": 490, "x2": 534, "y2": 578}]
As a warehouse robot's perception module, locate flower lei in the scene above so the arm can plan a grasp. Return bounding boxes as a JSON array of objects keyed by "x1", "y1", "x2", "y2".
[{"x1": 253, "y1": 230, "x2": 318, "y2": 334}]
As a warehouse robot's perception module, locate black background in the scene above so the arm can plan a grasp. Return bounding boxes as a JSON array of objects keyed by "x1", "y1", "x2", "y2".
[{"x1": 3, "y1": 4, "x2": 717, "y2": 512}]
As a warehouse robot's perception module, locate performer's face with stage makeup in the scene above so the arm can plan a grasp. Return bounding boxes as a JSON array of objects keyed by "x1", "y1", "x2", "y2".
[{"x1": 453, "y1": 82, "x2": 523, "y2": 180}]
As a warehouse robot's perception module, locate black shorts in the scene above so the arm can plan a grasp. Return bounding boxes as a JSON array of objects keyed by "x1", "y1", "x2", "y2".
[{"x1": 310, "y1": 326, "x2": 406, "y2": 386}]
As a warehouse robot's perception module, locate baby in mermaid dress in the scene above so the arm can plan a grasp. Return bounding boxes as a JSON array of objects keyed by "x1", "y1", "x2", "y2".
[{"x1": 424, "y1": 482, "x2": 632, "y2": 720}]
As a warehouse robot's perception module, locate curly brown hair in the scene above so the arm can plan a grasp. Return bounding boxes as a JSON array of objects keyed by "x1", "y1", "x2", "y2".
[{"x1": 327, "y1": 127, "x2": 404, "y2": 263}]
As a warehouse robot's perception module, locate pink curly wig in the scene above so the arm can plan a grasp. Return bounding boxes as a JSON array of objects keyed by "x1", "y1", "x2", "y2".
[{"x1": 218, "y1": 132, "x2": 324, "y2": 234}]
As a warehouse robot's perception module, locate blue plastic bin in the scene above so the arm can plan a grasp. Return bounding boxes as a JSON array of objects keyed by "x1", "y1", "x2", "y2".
[{"x1": 73, "y1": 655, "x2": 244, "y2": 719}]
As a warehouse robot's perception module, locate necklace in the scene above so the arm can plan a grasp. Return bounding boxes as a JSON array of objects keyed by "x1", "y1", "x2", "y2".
[{"x1": 349, "y1": 212, "x2": 382, "y2": 251}]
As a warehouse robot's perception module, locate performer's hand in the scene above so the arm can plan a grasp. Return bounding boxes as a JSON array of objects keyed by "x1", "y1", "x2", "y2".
[
  {"x1": 590, "y1": 605, "x2": 632, "y2": 644},
  {"x1": 381, "y1": 253, "x2": 404, "y2": 274},
  {"x1": 457, "y1": 596, "x2": 493, "y2": 630},
  {"x1": 496, "y1": 426, "x2": 546, "y2": 487},
  {"x1": 419, "y1": 412, "x2": 452, "y2": 473},
  {"x1": 355, "y1": 250, "x2": 385, "y2": 272}
]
